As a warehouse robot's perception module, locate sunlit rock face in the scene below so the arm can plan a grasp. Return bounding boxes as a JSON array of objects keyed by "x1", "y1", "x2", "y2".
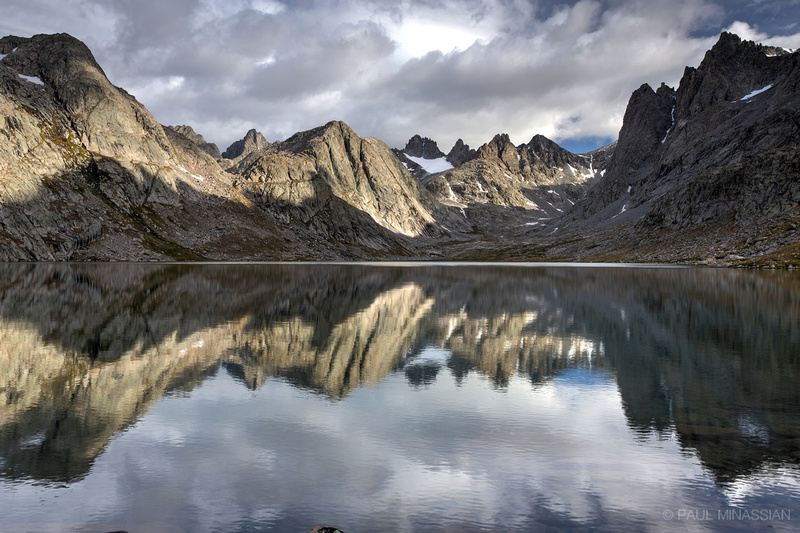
[
  {"x1": 0, "y1": 36, "x2": 466, "y2": 261},
  {"x1": 236, "y1": 121, "x2": 468, "y2": 241},
  {"x1": 425, "y1": 132, "x2": 602, "y2": 210},
  {"x1": 167, "y1": 125, "x2": 222, "y2": 160},
  {"x1": 414, "y1": 132, "x2": 606, "y2": 238},
  {"x1": 0, "y1": 34, "x2": 299, "y2": 262},
  {"x1": 222, "y1": 128, "x2": 270, "y2": 161}
]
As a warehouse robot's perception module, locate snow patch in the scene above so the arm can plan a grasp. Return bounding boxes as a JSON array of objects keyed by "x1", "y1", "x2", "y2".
[
  {"x1": 504, "y1": 173, "x2": 515, "y2": 180},
  {"x1": 766, "y1": 48, "x2": 796, "y2": 57},
  {"x1": 477, "y1": 182, "x2": 486, "y2": 193},
  {"x1": 661, "y1": 105, "x2": 675, "y2": 143},
  {"x1": 627, "y1": 185, "x2": 631, "y2": 193},
  {"x1": 404, "y1": 154, "x2": 453, "y2": 174},
  {"x1": 19, "y1": 74, "x2": 44, "y2": 85},
  {"x1": 583, "y1": 154, "x2": 595, "y2": 179},
  {"x1": 178, "y1": 165, "x2": 205, "y2": 181},
  {"x1": 740, "y1": 84, "x2": 773, "y2": 101},
  {"x1": 446, "y1": 183, "x2": 457, "y2": 201}
]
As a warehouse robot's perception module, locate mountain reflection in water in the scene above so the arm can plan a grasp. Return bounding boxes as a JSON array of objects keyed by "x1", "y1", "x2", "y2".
[{"x1": 1, "y1": 263, "x2": 799, "y2": 520}]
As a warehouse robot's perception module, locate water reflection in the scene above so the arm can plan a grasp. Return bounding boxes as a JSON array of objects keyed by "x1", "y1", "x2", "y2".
[{"x1": 1, "y1": 262, "x2": 799, "y2": 497}]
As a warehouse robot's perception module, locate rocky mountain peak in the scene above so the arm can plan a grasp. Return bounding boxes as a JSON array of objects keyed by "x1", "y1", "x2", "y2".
[
  {"x1": 520, "y1": 133, "x2": 603, "y2": 183},
  {"x1": 704, "y1": 32, "x2": 769, "y2": 67},
  {"x1": 236, "y1": 120, "x2": 467, "y2": 241},
  {"x1": 168, "y1": 125, "x2": 222, "y2": 159},
  {"x1": 446, "y1": 139, "x2": 476, "y2": 167},
  {"x1": 526, "y1": 134, "x2": 568, "y2": 162},
  {"x1": 223, "y1": 128, "x2": 269, "y2": 160},
  {"x1": 0, "y1": 33, "x2": 106, "y2": 85},
  {"x1": 572, "y1": 81, "x2": 675, "y2": 218},
  {"x1": 556, "y1": 30, "x2": 800, "y2": 267},
  {"x1": 478, "y1": 133, "x2": 519, "y2": 172},
  {"x1": 0, "y1": 32, "x2": 302, "y2": 261},
  {"x1": 0, "y1": 33, "x2": 175, "y2": 161},
  {"x1": 1, "y1": 31, "x2": 797, "y2": 266},
  {"x1": 675, "y1": 32, "x2": 793, "y2": 120},
  {"x1": 403, "y1": 134, "x2": 445, "y2": 159}
]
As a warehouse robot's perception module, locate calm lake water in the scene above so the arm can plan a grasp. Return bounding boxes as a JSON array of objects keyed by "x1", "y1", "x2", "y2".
[{"x1": 1, "y1": 263, "x2": 799, "y2": 532}]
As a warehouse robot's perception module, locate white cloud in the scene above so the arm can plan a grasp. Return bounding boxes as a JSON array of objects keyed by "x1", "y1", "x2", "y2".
[
  {"x1": 390, "y1": 17, "x2": 490, "y2": 59},
  {"x1": 724, "y1": 20, "x2": 800, "y2": 48},
  {"x1": 1, "y1": 0, "x2": 798, "y2": 153},
  {"x1": 367, "y1": 0, "x2": 720, "y2": 149}
]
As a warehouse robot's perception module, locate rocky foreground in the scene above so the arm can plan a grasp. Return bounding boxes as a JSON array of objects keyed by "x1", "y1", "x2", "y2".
[{"x1": 0, "y1": 32, "x2": 797, "y2": 266}]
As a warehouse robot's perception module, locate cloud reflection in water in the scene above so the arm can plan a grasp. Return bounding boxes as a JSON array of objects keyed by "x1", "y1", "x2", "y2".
[{"x1": 1, "y1": 263, "x2": 799, "y2": 531}]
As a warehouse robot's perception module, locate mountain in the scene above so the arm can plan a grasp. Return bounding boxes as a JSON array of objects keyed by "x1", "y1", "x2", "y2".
[
  {"x1": 403, "y1": 134, "x2": 446, "y2": 159},
  {"x1": 419, "y1": 132, "x2": 605, "y2": 237},
  {"x1": 0, "y1": 33, "x2": 302, "y2": 261},
  {"x1": 0, "y1": 31, "x2": 797, "y2": 266},
  {"x1": 446, "y1": 139, "x2": 478, "y2": 167},
  {"x1": 222, "y1": 128, "x2": 270, "y2": 160},
  {"x1": 0, "y1": 33, "x2": 467, "y2": 261},
  {"x1": 545, "y1": 32, "x2": 800, "y2": 266},
  {"x1": 167, "y1": 125, "x2": 222, "y2": 159},
  {"x1": 233, "y1": 120, "x2": 469, "y2": 251},
  {"x1": 392, "y1": 134, "x2": 453, "y2": 179}
]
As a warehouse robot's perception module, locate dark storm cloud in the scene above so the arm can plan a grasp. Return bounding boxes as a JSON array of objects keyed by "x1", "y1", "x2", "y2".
[{"x1": 1, "y1": 0, "x2": 799, "y2": 152}]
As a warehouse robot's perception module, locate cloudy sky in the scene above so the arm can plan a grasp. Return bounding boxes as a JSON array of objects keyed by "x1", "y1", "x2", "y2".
[{"x1": 2, "y1": 0, "x2": 800, "y2": 153}]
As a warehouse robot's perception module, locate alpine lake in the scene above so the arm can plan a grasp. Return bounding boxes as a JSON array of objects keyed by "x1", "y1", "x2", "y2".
[{"x1": 1, "y1": 262, "x2": 799, "y2": 532}]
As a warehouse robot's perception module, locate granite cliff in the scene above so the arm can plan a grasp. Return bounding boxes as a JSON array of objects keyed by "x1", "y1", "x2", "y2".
[
  {"x1": 0, "y1": 33, "x2": 301, "y2": 261},
  {"x1": 545, "y1": 33, "x2": 800, "y2": 266},
  {"x1": 235, "y1": 121, "x2": 466, "y2": 243}
]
